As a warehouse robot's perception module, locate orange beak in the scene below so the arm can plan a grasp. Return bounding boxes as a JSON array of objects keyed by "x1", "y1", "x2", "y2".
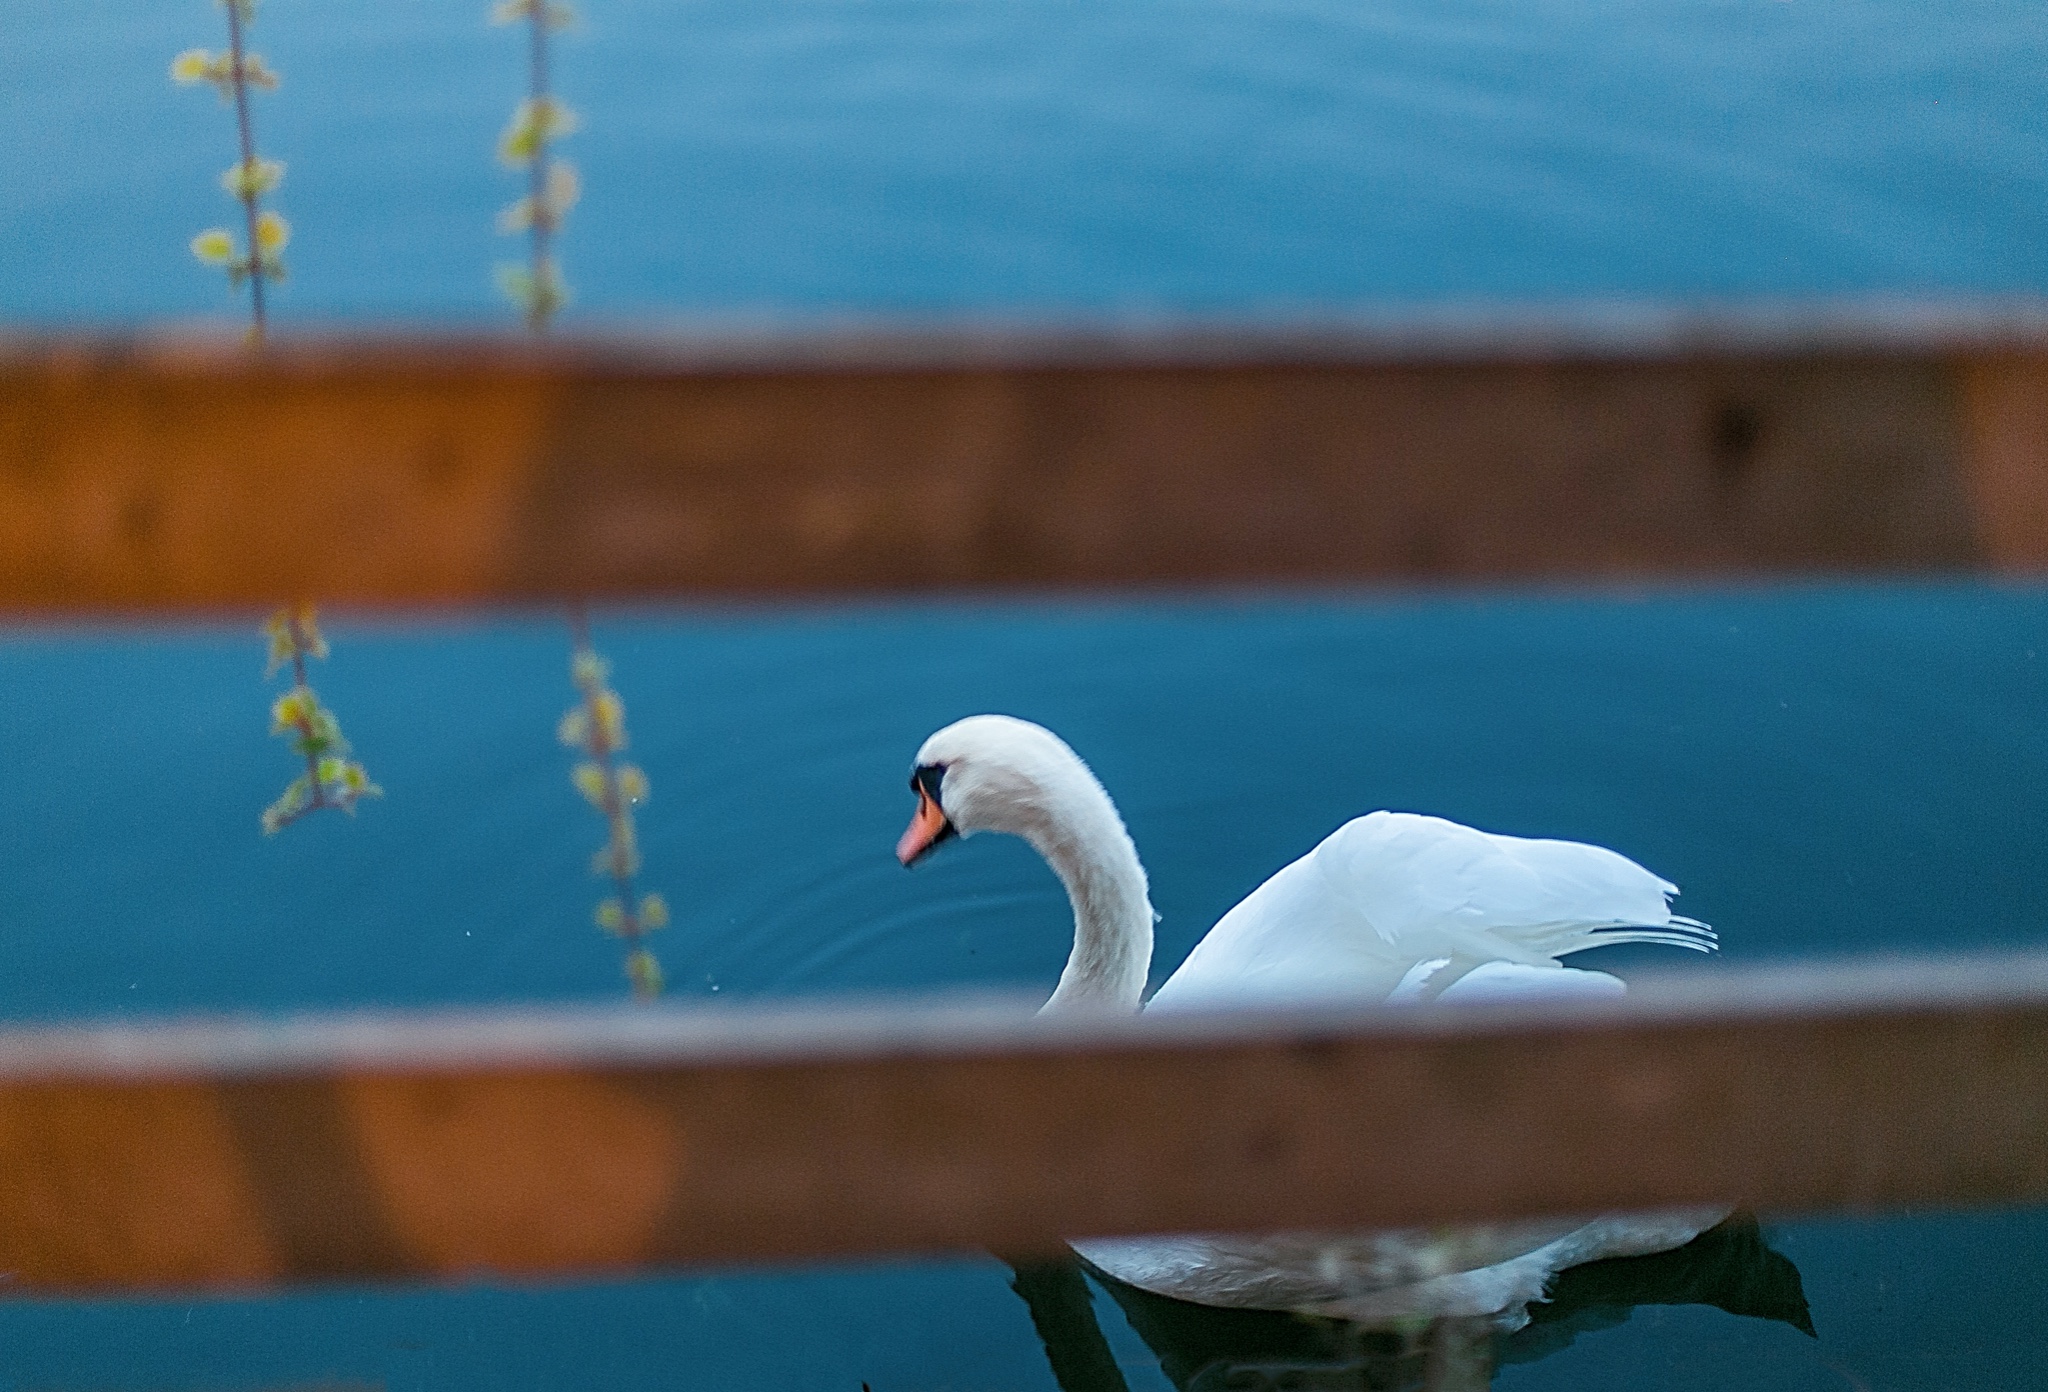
[{"x1": 897, "y1": 786, "x2": 953, "y2": 866}]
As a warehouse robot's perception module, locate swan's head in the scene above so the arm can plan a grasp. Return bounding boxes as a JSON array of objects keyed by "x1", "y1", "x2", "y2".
[
  {"x1": 896, "y1": 714, "x2": 1105, "y2": 866},
  {"x1": 898, "y1": 714, "x2": 1154, "y2": 1013}
]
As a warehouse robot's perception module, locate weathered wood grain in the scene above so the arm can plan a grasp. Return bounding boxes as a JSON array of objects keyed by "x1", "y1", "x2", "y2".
[
  {"x1": 1, "y1": 325, "x2": 2040, "y2": 610},
  {"x1": 0, "y1": 953, "x2": 2043, "y2": 1292}
]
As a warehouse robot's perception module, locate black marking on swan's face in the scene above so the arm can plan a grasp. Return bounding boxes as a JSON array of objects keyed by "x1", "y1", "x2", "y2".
[{"x1": 898, "y1": 762, "x2": 960, "y2": 866}]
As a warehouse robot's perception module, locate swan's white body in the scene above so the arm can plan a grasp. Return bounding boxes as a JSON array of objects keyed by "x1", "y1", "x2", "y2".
[{"x1": 902, "y1": 715, "x2": 1726, "y2": 1331}]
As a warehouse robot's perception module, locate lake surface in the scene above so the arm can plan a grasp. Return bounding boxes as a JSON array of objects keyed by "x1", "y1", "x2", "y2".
[
  {"x1": 0, "y1": 582, "x2": 2043, "y2": 1388},
  {"x1": 6, "y1": 0, "x2": 2047, "y2": 323},
  {"x1": 9, "y1": 3, "x2": 2045, "y2": 1380}
]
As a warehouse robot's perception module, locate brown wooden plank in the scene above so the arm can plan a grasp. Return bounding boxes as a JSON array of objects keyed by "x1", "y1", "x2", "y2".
[
  {"x1": 1, "y1": 324, "x2": 2039, "y2": 608},
  {"x1": 0, "y1": 952, "x2": 2044, "y2": 1293},
  {"x1": 0, "y1": 344, "x2": 556, "y2": 609},
  {"x1": 1958, "y1": 353, "x2": 2048, "y2": 571}
]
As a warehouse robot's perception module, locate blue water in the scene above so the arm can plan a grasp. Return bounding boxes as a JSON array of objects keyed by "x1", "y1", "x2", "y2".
[
  {"x1": 6, "y1": 0, "x2": 2046, "y2": 323},
  {"x1": 3, "y1": 584, "x2": 2045, "y2": 1018},
  {"x1": 12, "y1": 3, "x2": 2048, "y2": 1376},
  {"x1": 0, "y1": 582, "x2": 2044, "y2": 1388}
]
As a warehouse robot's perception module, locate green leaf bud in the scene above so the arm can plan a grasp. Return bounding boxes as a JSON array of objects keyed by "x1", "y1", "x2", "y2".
[
  {"x1": 572, "y1": 762, "x2": 609, "y2": 807},
  {"x1": 625, "y1": 950, "x2": 664, "y2": 999},
  {"x1": 497, "y1": 196, "x2": 535, "y2": 235},
  {"x1": 171, "y1": 49, "x2": 218, "y2": 84},
  {"x1": 616, "y1": 764, "x2": 649, "y2": 804},
  {"x1": 221, "y1": 158, "x2": 284, "y2": 198},
  {"x1": 192, "y1": 228, "x2": 238, "y2": 265},
  {"x1": 497, "y1": 98, "x2": 579, "y2": 167},
  {"x1": 592, "y1": 840, "x2": 641, "y2": 879},
  {"x1": 238, "y1": 53, "x2": 279, "y2": 90}
]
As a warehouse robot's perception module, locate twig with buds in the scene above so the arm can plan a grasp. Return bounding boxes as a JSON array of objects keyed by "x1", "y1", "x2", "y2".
[
  {"x1": 261, "y1": 605, "x2": 381, "y2": 834},
  {"x1": 493, "y1": 0, "x2": 581, "y2": 330},
  {"x1": 559, "y1": 616, "x2": 667, "y2": 998},
  {"x1": 173, "y1": 0, "x2": 290, "y2": 338}
]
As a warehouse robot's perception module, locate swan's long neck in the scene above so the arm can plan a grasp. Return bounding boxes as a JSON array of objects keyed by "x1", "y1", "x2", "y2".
[{"x1": 1023, "y1": 782, "x2": 1154, "y2": 1015}]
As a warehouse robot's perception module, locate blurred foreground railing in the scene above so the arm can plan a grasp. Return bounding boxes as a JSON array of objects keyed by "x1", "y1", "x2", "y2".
[
  {"x1": 2, "y1": 951, "x2": 2045, "y2": 1293},
  {"x1": 3, "y1": 313, "x2": 2044, "y2": 1296},
  {"x1": 2, "y1": 309, "x2": 2045, "y2": 609}
]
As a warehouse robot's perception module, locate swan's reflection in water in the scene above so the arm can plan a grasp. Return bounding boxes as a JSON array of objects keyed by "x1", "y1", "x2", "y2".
[{"x1": 1009, "y1": 1215, "x2": 1810, "y2": 1392}]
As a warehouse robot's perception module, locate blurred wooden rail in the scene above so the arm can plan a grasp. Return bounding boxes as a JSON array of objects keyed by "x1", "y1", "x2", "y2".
[
  {"x1": 2, "y1": 953, "x2": 2045, "y2": 1293},
  {"x1": 2, "y1": 319, "x2": 2045, "y2": 608}
]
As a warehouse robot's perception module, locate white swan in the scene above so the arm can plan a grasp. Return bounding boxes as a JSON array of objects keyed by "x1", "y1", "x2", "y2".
[{"x1": 896, "y1": 713, "x2": 1728, "y2": 1331}]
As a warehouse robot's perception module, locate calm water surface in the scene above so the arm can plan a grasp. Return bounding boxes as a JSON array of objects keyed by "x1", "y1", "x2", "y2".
[
  {"x1": 0, "y1": 583, "x2": 2043, "y2": 1388},
  {"x1": 11, "y1": 1, "x2": 2046, "y2": 1381},
  {"x1": 6, "y1": 0, "x2": 2046, "y2": 321}
]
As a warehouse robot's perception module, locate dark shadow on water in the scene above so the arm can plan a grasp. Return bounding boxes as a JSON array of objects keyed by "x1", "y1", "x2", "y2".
[
  {"x1": 1009, "y1": 1260, "x2": 1138, "y2": 1392},
  {"x1": 1503, "y1": 1209, "x2": 1813, "y2": 1367},
  {"x1": 1007, "y1": 1214, "x2": 1810, "y2": 1392}
]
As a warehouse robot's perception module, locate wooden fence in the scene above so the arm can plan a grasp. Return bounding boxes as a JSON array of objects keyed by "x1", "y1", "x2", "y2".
[
  {"x1": 2, "y1": 317, "x2": 2044, "y2": 611},
  {"x1": 0, "y1": 316, "x2": 2043, "y2": 1294},
  {"x1": 1, "y1": 954, "x2": 2044, "y2": 1293}
]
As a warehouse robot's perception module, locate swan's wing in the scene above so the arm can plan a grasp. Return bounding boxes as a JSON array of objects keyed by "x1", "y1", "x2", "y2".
[
  {"x1": 1314, "y1": 811, "x2": 1712, "y2": 961},
  {"x1": 1394, "y1": 958, "x2": 1628, "y2": 1004},
  {"x1": 1147, "y1": 836, "x2": 1415, "y2": 1011},
  {"x1": 1149, "y1": 812, "x2": 1708, "y2": 1013}
]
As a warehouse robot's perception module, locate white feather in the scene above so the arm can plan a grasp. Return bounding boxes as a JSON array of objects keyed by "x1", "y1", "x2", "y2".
[
  {"x1": 901, "y1": 718, "x2": 1726, "y2": 1329},
  {"x1": 1149, "y1": 811, "x2": 1711, "y2": 1013}
]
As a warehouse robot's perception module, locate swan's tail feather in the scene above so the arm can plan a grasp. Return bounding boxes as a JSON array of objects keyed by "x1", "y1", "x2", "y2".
[
  {"x1": 1507, "y1": 916, "x2": 1718, "y2": 960},
  {"x1": 1583, "y1": 918, "x2": 1718, "y2": 953}
]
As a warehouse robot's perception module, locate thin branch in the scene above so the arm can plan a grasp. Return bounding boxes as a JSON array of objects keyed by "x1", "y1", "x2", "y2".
[
  {"x1": 222, "y1": 0, "x2": 267, "y2": 338},
  {"x1": 562, "y1": 609, "x2": 665, "y2": 999},
  {"x1": 528, "y1": 7, "x2": 551, "y2": 332}
]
